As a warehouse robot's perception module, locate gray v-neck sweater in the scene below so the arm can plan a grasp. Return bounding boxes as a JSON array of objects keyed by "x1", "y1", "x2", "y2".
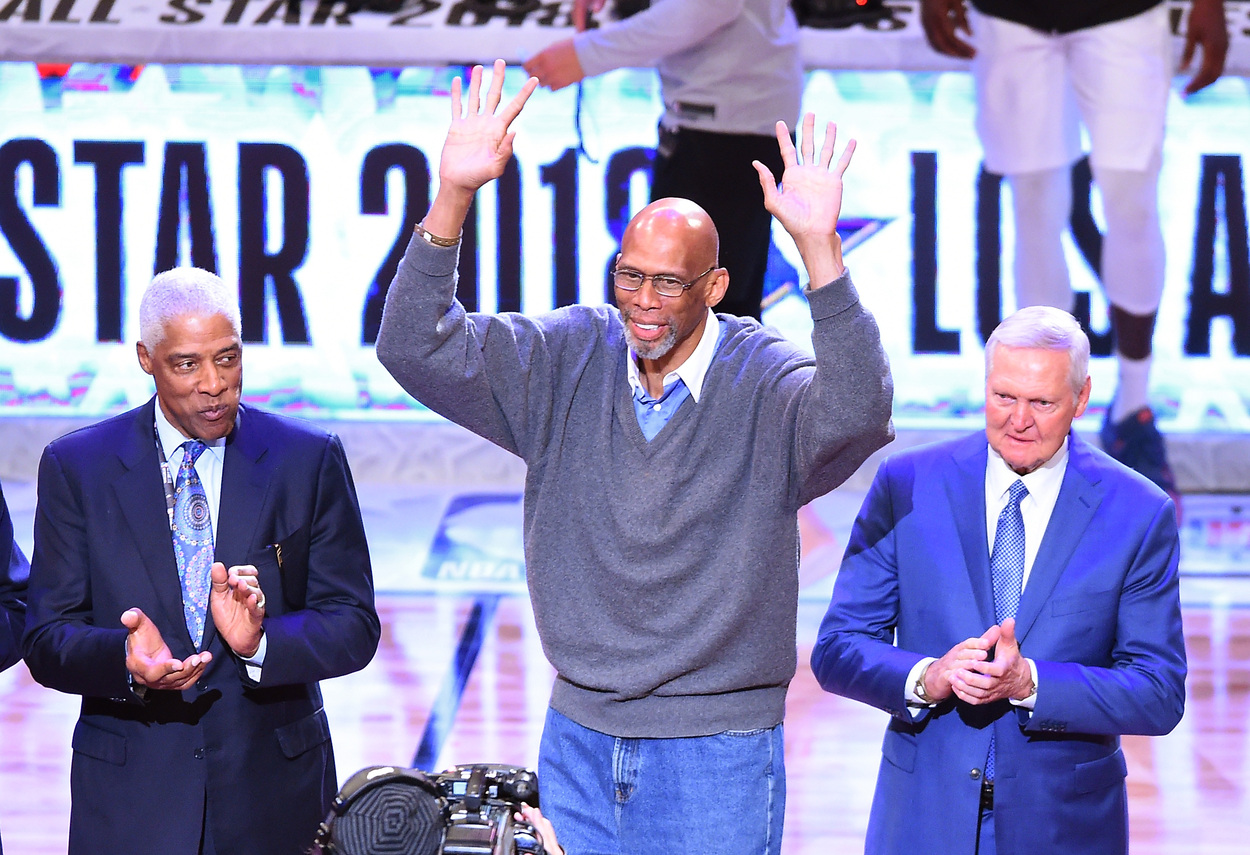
[{"x1": 377, "y1": 233, "x2": 894, "y2": 737}]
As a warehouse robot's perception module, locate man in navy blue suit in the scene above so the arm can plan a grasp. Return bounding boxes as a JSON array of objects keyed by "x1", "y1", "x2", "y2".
[
  {"x1": 812, "y1": 305, "x2": 1185, "y2": 855},
  {"x1": 24, "y1": 267, "x2": 380, "y2": 855},
  {"x1": 0, "y1": 477, "x2": 30, "y2": 855}
]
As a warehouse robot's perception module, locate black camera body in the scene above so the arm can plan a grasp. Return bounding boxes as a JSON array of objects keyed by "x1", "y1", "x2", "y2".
[
  {"x1": 435, "y1": 765, "x2": 543, "y2": 855},
  {"x1": 314, "y1": 763, "x2": 546, "y2": 855}
]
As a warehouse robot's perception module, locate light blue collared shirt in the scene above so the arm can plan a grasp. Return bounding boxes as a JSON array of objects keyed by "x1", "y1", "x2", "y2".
[{"x1": 625, "y1": 310, "x2": 722, "y2": 440}]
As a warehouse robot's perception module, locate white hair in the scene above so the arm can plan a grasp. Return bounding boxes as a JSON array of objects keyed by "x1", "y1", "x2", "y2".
[
  {"x1": 139, "y1": 267, "x2": 241, "y2": 349},
  {"x1": 986, "y1": 306, "x2": 1090, "y2": 397}
]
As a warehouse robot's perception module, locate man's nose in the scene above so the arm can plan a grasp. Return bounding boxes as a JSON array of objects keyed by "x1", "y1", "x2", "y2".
[
  {"x1": 634, "y1": 279, "x2": 665, "y2": 309},
  {"x1": 1009, "y1": 401, "x2": 1032, "y2": 428},
  {"x1": 197, "y1": 365, "x2": 227, "y2": 396}
]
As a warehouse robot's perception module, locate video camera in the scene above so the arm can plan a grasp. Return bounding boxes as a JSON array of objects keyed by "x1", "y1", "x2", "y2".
[{"x1": 314, "y1": 763, "x2": 548, "y2": 855}]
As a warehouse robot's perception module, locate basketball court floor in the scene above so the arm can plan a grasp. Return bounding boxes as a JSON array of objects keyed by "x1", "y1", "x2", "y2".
[{"x1": 0, "y1": 439, "x2": 1246, "y2": 854}]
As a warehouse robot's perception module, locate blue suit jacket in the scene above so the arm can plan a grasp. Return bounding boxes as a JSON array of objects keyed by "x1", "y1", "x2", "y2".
[
  {"x1": 24, "y1": 400, "x2": 381, "y2": 855},
  {"x1": 811, "y1": 430, "x2": 1185, "y2": 855}
]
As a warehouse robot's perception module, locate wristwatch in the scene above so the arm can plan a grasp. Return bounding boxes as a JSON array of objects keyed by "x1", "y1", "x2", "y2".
[
  {"x1": 913, "y1": 663, "x2": 934, "y2": 704},
  {"x1": 415, "y1": 220, "x2": 461, "y2": 247}
]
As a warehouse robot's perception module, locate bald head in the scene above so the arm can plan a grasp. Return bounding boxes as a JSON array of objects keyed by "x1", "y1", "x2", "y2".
[
  {"x1": 622, "y1": 198, "x2": 719, "y2": 268},
  {"x1": 614, "y1": 197, "x2": 730, "y2": 373}
]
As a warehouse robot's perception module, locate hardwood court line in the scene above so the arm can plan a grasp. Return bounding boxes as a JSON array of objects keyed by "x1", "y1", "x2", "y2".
[{"x1": 412, "y1": 593, "x2": 501, "y2": 770}]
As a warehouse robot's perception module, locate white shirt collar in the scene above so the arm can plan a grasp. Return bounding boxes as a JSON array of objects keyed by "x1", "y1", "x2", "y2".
[
  {"x1": 986, "y1": 436, "x2": 1070, "y2": 506},
  {"x1": 154, "y1": 399, "x2": 228, "y2": 463},
  {"x1": 625, "y1": 309, "x2": 720, "y2": 402}
]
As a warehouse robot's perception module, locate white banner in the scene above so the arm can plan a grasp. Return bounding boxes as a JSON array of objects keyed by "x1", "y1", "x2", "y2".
[
  {"x1": 1, "y1": 1, "x2": 1249, "y2": 73},
  {"x1": 0, "y1": 62, "x2": 1248, "y2": 431}
]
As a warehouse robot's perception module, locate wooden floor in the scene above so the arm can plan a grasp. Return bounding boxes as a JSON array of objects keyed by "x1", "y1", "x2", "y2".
[
  {"x1": 1, "y1": 475, "x2": 1248, "y2": 853},
  {"x1": 1, "y1": 593, "x2": 1247, "y2": 854}
]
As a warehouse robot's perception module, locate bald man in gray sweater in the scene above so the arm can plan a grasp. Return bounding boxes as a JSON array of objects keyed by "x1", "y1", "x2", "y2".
[{"x1": 376, "y1": 61, "x2": 894, "y2": 855}]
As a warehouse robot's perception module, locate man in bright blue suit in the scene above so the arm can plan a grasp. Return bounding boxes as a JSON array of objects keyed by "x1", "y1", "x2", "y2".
[
  {"x1": 24, "y1": 267, "x2": 380, "y2": 855},
  {"x1": 811, "y1": 305, "x2": 1185, "y2": 855},
  {"x1": 0, "y1": 477, "x2": 30, "y2": 855}
]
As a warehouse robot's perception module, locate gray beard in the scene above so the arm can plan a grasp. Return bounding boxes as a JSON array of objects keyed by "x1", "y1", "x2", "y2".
[{"x1": 624, "y1": 322, "x2": 678, "y2": 361}]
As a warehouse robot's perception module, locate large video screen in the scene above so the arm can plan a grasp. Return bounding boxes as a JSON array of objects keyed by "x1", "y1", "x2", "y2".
[{"x1": 1, "y1": 62, "x2": 1247, "y2": 431}]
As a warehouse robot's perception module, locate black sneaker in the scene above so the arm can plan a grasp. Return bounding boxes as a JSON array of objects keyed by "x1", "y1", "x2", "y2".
[{"x1": 1100, "y1": 405, "x2": 1182, "y2": 507}]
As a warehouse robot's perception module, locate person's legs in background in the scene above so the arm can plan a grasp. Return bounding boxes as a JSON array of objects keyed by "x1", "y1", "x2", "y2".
[
  {"x1": 1072, "y1": 6, "x2": 1177, "y2": 499},
  {"x1": 650, "y1": 126, "x2": 785, "y2": 321},
  {"x1": 977, "y1": 5, "x2": 1179, "y2": 499},
  {"x1": 1008, "y1": 166, "x2": 1076, "y2": 313}
]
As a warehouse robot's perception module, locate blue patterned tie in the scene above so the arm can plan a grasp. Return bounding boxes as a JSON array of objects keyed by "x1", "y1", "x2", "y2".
[
  {"x1": 985, "y1": 479, "x2": 1028, "y2": 783},
  {"x1": 172, "y1": 440, "x2": 213, "y2": 648}
]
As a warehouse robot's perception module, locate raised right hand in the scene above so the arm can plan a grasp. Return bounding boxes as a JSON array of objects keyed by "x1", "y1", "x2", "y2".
[
  {"x1": 122, "y1": 607, "x2": 210, "y2": 691},
  {"x1": 438, "y1": 60, "x2": 539, "y2": 196}
]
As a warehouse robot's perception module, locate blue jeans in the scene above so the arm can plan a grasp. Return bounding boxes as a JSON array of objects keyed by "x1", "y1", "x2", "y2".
[{"x1": 538, "y1": 708, "x2": 785, "y2": 855}]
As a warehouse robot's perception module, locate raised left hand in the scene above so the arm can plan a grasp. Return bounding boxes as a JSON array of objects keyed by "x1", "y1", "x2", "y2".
[
  {"x1": 209, "y1": 562, "x2": 265, "y2": 658},
  {"x1": 754, "y1": 113, "x2": 856, "y2": 285},
  {"x1": 756, "y1": 113, "x2": 855, "y2": 238}
]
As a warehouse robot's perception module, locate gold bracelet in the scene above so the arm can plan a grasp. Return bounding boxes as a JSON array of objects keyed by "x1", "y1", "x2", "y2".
[{"x1": 415, "y1": 220, "x2": 461, "y2": 247}]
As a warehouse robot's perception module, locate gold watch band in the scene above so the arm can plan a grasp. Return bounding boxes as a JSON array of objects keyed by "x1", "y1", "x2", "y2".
[{"x1": 415, "y1": 220, "x2": 461, "y2": 247}]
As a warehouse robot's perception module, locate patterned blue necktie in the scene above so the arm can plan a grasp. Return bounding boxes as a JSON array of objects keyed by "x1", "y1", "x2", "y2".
[
  {"x1": 172, "y1": 440, "x2": 213, "y2": 648},
  {"x1": 985, "y1": 478, "x2": 1028, "y2": 783}
]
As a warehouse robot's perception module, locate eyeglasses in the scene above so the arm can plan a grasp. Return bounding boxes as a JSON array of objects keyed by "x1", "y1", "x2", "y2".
[{"x1": 611, "y1": 265, "x2": 716, "y2": 299}]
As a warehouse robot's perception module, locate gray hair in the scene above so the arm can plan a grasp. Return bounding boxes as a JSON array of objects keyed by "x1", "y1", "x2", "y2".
[
  {"x1": 986, "y1": 306, "x2": 1090, "y2": 397},
  {"x1": 139, "y1": 267, "x2": 241, "y2": 349}
]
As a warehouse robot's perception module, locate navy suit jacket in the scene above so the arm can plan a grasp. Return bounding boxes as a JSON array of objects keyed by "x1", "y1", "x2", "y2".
[
  {"x1": 811, "y1": 430, "x2": 1185, "y2": 855},
  {"x1": 0, "y1": 478, "x2": 28, "y2": 674},
  {"x1": 0, "y1": 478, "x2": 30, "y2": 855},
  {"x1": 24, "y1": 400, "x2": 381, "y2": 855}
]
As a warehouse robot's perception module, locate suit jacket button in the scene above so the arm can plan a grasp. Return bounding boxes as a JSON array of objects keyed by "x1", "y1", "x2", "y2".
[
  {"x1": 969, "y1": 768, "x2": 981, "y2": 780},
  {"x1": 194, "y1": 748, "x2": 205, "y2": 759}
]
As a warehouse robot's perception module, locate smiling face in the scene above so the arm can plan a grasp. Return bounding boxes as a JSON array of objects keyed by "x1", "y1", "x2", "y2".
[
  {"x1": 137, "y1": 312, "x2": 243, "y2": 441},
  {"x1": 615, "y1": 199, "x2": 728, "y2": 374},
  {"x1": 985, "y1": 344, "x2": 1090, "y2": 475}
]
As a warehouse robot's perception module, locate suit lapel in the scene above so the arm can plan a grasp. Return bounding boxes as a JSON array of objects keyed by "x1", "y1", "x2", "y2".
[
  {"x1": 1014, "y1": 431, "x2": 1104, "y2": 643},
  {"x1": 114, "y1": 399, "x2": 195, "y2": 651},
  {"x1": 946, "y1": 435, "x2": 996, "y2": 628}
]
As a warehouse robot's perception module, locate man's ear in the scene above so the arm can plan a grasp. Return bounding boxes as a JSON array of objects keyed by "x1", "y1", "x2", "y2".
[
  {"x1": 136, "y1": 341, "x2": 155, "y2": 377},
  {"x1": 704, "y1": 268, "x2": 730, "y2": 309},
  {"x1": 1073, "y1": 375, "x2": 1092, "y2": 419}
]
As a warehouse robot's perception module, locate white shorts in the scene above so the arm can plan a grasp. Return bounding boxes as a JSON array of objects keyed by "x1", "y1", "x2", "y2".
[{"x1": 970, "y1": 4, "x2": 1171, "y2": 175}]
